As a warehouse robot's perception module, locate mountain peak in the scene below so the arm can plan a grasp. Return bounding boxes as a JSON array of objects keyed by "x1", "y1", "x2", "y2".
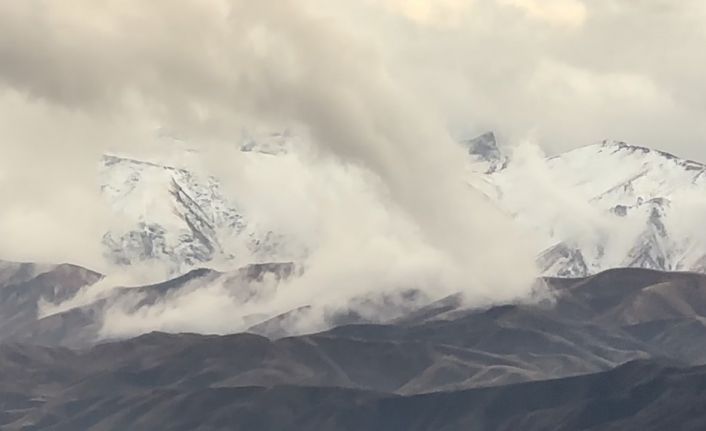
[
  {"x1": 592, "y1": 140, "x2": 706, "y2": 170},
  {"x1": 463, "y1": 131, "x2": 508, "y2": 173},
  {"x1": 465, "y1": 131, "x2": 498, "y2": 154},
  {"x1": 599, "y1": 140, "x2": 656, "y2": 156}
]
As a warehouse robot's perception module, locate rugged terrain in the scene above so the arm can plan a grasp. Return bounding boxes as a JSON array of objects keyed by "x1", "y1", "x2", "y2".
[
  {"x1": 5, "y1": 359, "x2": 703, "y2": 431},
  {"x1": 3, "y1": 264, "x2": 706, "y2": 429},
  {"x1": 5, "y1": 136, "x2": 706, "y2": 429}
]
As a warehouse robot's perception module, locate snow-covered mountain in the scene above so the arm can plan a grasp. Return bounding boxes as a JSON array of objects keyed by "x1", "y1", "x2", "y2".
[
  {"x1": 99, "y1": 131, "x2": 706, "y2": 279},
  {"x1": 466, "y1": 135, "x2": 706, "y2": 277},
  {"x1": 99, "y1": 153, "x2": 282, "y2": 274}
]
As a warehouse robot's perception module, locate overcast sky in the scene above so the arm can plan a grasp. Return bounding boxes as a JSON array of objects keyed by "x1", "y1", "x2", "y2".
[
  {"x1": 1, "y1": 1, "x2": 705, "y2": 156},
  {"x1": 367, "y1": 0, "x2": 706, "y2": 160}
]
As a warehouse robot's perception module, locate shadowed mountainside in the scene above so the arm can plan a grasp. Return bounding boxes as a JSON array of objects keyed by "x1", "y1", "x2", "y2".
[
  {"x1": 3, "y1": 355, "x2": 706, "y2": 430},
  {"x1": 4, "y1": 265, "x2": 706, "y2": 429}
]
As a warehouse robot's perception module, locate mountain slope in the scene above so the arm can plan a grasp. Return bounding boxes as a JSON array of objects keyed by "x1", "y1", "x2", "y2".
[
  {"x1": 98, "y1": 134, "x2": 706, "y2": 278},
  {"x1": 468, "y1": 137, "x2": 706, "y2": 277},
  {"x1": 3, "y1": 343, "x2": 706, "y2": 430},
  {"x1": 4, "y1": 266, "x2": 706, "y2": 429},
  {"x1": 6, "y1": 264, "x2": 706, "y2": 387},
  {"x1": 100, "y1": 153, "x2": 286, "y2": 274},
  {"x1": 0, "y1": 261, "x2": 102, "y2": 342}
]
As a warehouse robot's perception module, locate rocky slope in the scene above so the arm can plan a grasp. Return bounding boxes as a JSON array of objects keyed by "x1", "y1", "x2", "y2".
[{"x1": 4, "y1": 267, "x2": 706, "y2": 429}]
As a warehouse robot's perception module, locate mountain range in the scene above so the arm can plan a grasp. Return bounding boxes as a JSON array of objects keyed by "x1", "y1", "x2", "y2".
[
  {"x1": 6, "y1": 135, "x2": 706, "y2": 429},
  {"x1": 465, "y1": 134, "x2": 706, "y2": 277},
  {"x1": 99, "y1": 133, "x2": 706, "y2": 278},
  {"x1": 3, "y1": 264, "x2": 706, "y2": 429}
]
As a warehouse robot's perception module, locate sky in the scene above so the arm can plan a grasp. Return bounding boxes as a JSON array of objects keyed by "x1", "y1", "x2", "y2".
[
  {"x1": 1, "y1": 1, "x2": 705, "y2": 158},
  {"x1": 0, "y1": 1, "x2": 705, "y2": 330}
]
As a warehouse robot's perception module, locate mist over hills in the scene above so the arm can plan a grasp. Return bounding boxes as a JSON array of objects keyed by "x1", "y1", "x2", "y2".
[
  {"x1": 5, "y1": 135, "x2": 706, "y2": 429},
  {"x1": 4, "y1": 264, "x2": 706, "y2": 429}
]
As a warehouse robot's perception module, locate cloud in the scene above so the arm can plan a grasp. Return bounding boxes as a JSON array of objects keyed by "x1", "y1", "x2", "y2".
[
  {"x1": 500, "y1": 0, "x2": 587, "y2": 27},
  {"x1": 2, "y1": 1, "x2": 706, "y2": 161},
  {"x1": 330, "y1": 0, "x2": 706, "y2": 160},
  {"x1": 3, "y1": 0, "x2": 706, "y2": 338},
  {"x1": 381, "y1": 0, "x2": 474, "y2": 27},
  {"x1": 0, "y1": 0, "x2": 542, "y2": 338},
  {"x1": 95, "y1": 141, "x2": 530, "y2": 338},
  {"x1": 497, "y1": 140, "x2": 643, "y2": 265}
]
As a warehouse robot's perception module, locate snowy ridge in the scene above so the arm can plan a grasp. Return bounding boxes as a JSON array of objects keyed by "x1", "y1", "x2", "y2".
[
  {"x1": 100, "y1": 153, "x2": 282, "y2": 274},
  {"x1": 470, "y1": 137, "x2": 706, "y2": 277}
]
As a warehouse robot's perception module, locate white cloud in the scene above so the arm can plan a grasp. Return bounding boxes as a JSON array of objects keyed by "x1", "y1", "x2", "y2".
[
  {"x1": 500, "y1": 0, "x2": 587, "y2": 27},
  {"x1": 381, "y1": 0, "x2": 474, "y2": 26}
]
